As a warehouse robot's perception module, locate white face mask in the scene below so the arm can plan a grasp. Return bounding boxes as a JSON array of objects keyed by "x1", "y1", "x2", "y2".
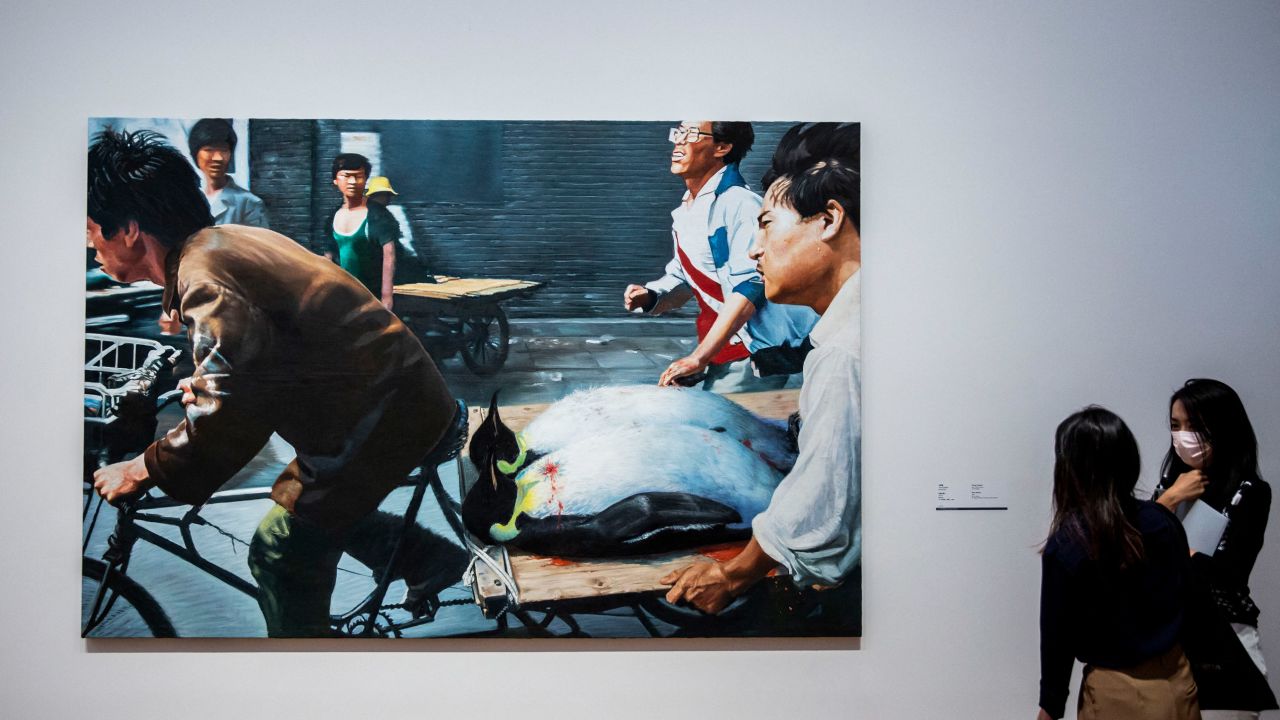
[{"x1": 1172, "y1": 430, "x2": 1208, "y2": 469}]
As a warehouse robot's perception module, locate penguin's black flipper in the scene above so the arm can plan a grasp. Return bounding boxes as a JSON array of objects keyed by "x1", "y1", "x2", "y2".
[{"x1": 512, "y1": 492, "x2": 746, "y2": 557}]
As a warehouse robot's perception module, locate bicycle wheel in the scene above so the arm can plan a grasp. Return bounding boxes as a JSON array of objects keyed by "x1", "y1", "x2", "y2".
[{"x1": 82, "y1": 557, "x2": 177, "y2": 638}]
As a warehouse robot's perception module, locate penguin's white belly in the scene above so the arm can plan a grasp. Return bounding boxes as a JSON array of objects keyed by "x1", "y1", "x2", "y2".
[
  {"x1": 516, "y1": 426, "x2": 783, "y2": 525},
  {"x1": 521, "y1": 385, "x2": 796, "y2": 472}
]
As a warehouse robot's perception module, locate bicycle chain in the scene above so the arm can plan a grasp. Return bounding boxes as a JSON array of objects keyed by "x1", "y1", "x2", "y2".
[{"x1": 380, "y1": 597, "x2": 474, "y2": 612}]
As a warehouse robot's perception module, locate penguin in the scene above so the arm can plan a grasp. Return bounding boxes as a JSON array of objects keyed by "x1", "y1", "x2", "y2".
[
  {"x1": 468, "y1": 391, "x2": 527, "y2": 476},
  {"x1": 468, "y1": 385, "x2": 796, "y2": 478},
  {"x1": 462, "y1": 423, "x2": 785, "y2": 557}
]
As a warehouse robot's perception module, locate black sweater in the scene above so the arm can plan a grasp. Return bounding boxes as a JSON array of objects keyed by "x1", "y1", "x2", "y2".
[
  {"x1": 1158, "y1": 476, "x2": 1271, "y2": 625},
  {"x1": 1038, "y1": 500, "x2": 1191, "y2": 719}
]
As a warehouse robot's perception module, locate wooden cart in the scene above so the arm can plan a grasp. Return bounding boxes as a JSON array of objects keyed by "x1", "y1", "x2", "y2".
[
  {"x1": 455, "y1": 389, "x2": 801, "y2": 637},
  {"x1": 394, "y1": 276, "x2": 544, "y2": 376}
]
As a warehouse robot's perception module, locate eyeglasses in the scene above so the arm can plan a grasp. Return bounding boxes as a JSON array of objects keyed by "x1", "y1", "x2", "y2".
[{"x1": 669, "y1": 127, "x2": 717, "y2": 144}]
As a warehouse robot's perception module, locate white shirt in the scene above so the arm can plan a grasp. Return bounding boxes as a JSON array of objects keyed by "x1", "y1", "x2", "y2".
[
  {"x1": 649, "y1": 166, "x2": 760, "y2": 351},
  {"x1": 752, "y1": 271, "x2": 861, "y2": 586},
  {"x1": 203, "y1": 177, "x2": 268, "y2": 228},
  {"x1": 645, "y1": 165, "x2": 818, "y2": 354}
]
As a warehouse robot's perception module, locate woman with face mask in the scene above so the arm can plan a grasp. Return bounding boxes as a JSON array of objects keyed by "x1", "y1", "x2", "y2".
[
  {"x1": 1038, "y1": 407, "x2": 1199, "y2": 720},
  {"x1": 1155, "y1": 379, "x2": 1277, "y2": 719}
]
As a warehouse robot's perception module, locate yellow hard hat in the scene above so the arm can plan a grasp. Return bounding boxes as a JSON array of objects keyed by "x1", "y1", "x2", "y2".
[{"x1": 365, "y1": 176, "x2": 399, "y2": 196}]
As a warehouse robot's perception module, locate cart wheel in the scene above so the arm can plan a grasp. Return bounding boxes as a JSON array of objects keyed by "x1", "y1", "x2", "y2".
[{"x1": 460, "y1": 307, "x2": 510, "y2": 376}]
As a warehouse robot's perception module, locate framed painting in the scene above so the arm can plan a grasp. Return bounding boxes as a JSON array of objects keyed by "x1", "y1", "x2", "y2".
[{"x1": 82, "y1": 118, "x2": 860, "y2": 638}]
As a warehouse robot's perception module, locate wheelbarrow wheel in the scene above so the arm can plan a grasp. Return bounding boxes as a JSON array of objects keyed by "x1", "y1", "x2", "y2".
[{"x1": 460, "y1": 307, "x2": 510, "y2": 376}]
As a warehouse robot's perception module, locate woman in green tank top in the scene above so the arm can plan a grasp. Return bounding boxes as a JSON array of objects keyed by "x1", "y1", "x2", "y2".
[
  {"x1": 322, "y1": 153, "x2": 400, "y2": 309},
  {"x1": 331, "y1": 218, "x2": 381, "y2": 293}
]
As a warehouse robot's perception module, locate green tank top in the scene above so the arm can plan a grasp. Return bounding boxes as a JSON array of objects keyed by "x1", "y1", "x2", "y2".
[{"x1": 332, "y1": 218, "x2": 379, "y2": 293}]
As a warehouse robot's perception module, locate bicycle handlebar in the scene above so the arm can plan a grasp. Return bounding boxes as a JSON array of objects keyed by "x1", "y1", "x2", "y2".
[
  {"x1": 99, "y1": 344, "x2": 182, "y2": 422},
  {"x1": 109, "y1": 491, "x2": 150, "y2": 514},
  {"x1": 111, "y1": 345, "x2": 180, "y2": 395}
]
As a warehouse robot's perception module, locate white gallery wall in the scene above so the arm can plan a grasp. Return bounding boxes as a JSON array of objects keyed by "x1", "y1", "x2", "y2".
[{"x1": 1, "y1": 2, "x2": 1276, "y2": 718}]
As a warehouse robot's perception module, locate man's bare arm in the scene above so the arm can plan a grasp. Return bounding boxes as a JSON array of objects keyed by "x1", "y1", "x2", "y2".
[
  {"x1": 381, "y1": 242, "x2": 396, "y2": 310},
  {"x1": 659, "y1": 292, "x2": 755, "y2": 386},
  {"x1": 660, "y1": 538, "x2": 779, "y2": 614}
]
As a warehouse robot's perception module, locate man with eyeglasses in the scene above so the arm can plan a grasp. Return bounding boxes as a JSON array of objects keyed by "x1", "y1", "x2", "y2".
[{"x1": 623, "y1": 121, "x2": 817, "y2": 392}]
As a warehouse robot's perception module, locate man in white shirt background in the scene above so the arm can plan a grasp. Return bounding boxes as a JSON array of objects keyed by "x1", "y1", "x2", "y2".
[
  {"x1": 187, "y1": 118, "x2": 268, "y2": 229},
  {"x1": 159, "y1": 119, "x2": 270, "y2": 334}
]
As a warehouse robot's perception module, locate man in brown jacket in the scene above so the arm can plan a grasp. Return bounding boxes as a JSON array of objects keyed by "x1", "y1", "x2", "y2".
[{"x1": 88, "y1": 129, "x2": 462, "y2": 636}]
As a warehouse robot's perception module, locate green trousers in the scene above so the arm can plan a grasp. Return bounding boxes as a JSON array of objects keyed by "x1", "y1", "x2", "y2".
[
  {"x1": 248, "y1": 504, "x2": 345, "y2": 637},
  {"x1": 247, "y1": 503, "x2": 466, "y2": 638}
]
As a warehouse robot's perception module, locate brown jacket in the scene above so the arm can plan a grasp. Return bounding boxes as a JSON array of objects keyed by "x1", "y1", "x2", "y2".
[{"x1": 143, "y1": 225, "x2": 455, "y2": 529}]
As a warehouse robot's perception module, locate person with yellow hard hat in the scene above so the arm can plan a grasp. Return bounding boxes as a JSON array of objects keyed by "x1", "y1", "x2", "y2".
[
  {"x1": 365, "y1": 175, "x2": 398, "y2": 198},
  {"x1": 365, "y1": 175, "x2": 434, "y2": 284}
]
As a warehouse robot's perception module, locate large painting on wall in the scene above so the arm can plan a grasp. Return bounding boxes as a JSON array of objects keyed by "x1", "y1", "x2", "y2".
[{"x1": 82, "y1": 118, "x2": 861, "y2": 638}]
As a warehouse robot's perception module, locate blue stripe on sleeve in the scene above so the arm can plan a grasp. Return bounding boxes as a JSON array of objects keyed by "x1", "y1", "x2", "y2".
[{"x1": 733, "y1": 278, "x2": 766, "y2": 309}]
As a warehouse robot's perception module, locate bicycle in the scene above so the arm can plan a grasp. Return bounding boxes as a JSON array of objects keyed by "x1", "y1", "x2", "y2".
[
  {"x1": 81, "y1": 333, "x2": 476, "y2": 638},
  {"x1": 80, "y1": 333, "x2": 794, "y2": 639}
]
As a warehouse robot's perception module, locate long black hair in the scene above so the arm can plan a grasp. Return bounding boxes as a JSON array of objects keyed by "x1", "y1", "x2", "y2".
[
  {"x1": 1049, "y1": 406, "x2": 1145, "y2": 568},
  {"x1": 1162, "y1": 379, "x2": 1261, "y2": 508}
]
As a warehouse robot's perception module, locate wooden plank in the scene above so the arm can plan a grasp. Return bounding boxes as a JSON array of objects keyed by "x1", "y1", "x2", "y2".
[
  {"x1": 722, "y1": 388, "x2": 801, "y2": 421},
  {"x1": 508, "y1": 543, "x2": 759, "y2": 603},
  {"x1": 395, "y1": 276, "x2": 542, "y2": 301}
]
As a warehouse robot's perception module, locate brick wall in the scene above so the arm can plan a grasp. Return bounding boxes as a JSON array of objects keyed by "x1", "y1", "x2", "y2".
[
  {"x1": 252, "y1": 120, "x2": 793, "y2": 318},
  {"x1": 246, "y1": 120, "x2": 315, "y2": 250}
]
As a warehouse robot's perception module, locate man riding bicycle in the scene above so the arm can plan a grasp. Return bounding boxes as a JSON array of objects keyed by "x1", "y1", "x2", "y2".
[{"x1": 87, "y1": 129, "x2": 465, "y2": 637}]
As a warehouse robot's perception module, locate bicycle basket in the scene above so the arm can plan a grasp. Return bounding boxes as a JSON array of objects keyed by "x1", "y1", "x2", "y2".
[{"x1": 84, "y1": 333, "x2": 180, "y2": 425}]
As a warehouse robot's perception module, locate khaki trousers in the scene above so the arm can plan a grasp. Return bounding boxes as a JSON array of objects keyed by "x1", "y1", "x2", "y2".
[{"x1": 1079, "y1": 645, "x2": 1201, "y2": 720}]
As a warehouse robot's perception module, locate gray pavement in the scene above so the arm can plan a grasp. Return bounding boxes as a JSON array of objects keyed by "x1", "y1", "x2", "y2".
[
  {"x1": 434, "y1": 318, "x2": 698, "y2": 406},
  {"x1": 436, "y1": 318, "x2": 799, "y2": 406}
]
